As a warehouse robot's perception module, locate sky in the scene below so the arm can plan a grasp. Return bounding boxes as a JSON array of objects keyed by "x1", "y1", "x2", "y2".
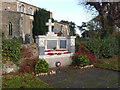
[{"x1": 19, "y1": 0, "x2": 98, "y2": 35}]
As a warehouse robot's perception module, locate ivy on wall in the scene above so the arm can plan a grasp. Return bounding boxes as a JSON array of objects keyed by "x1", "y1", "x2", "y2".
[{"x1": 2, "y1": 38, "x2": 22, "y2": 65}]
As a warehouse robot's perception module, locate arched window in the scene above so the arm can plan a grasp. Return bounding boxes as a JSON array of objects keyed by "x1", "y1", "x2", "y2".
[
  {"x1": 28, "y1": 7, "x2": 32, "y2": 14},
  {"x1": 19, "y1": 5, "x2": 24, "y2": 12},
  {"x1": 9, "y1": 22, "x2": 12, "y2": 36}
]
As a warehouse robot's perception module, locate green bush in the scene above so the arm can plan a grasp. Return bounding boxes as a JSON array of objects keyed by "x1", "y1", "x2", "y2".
[
  {"x1": 77, "y1": 55, "x2": 89, "y2": 67},
  {"x1": 35, "y1": 59, "x2": 49, "y2": 74},
  {"x1": 75, "y1": 41, "x2": 79, "y2": 52},
  {"x1": 80, "y1": 39, "x2": 102, "y2": 58},
  {"x1": 2, "y1": 38, "x2": 22, "y2": 65},
  {"x1": 79, "y1": 38, "x2": 119, "y2": 59}
]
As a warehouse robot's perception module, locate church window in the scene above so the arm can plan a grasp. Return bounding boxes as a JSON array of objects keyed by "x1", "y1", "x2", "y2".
[
  {"x1": 28, "y1": 7, "x2": 32, "y2": 14},
  {"x1": 9, "y1": 22, "x2": 12, "y2": 36},
  {"x1": 20, "y1": 5, "x2": 24, "y2": 12}
]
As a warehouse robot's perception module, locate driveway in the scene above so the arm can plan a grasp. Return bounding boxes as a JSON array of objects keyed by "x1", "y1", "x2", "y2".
[{"x1": 39, "y1": 66, "x2": 119, "y2": 88}]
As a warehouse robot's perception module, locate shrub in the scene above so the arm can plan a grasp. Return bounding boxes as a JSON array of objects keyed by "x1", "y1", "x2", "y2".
[
  {"x1": 22, "y1": 46, "x2": 33, "y2": 59},
  {"x1": 75, "y1": 41, "x2": 79, "y2": 52},
  {"x1": 2, "y1": 38, "x2": 22, "y2": 64},
  {"x1": 21, "y1": 45, "x2": 38, "y2": 73},
  {"x1": 21, "y1": 57, "x2": 39, "y2": 73},
  {"x1": 77, "y1": 55, "x2": 89, "y2": 67},
  {"x1": 73, "y1": 44, "x2": 96, "y2": 65},
  {"x1": 35, "y1": 59, "x2": 49, "y2": 74},
  {"x1": 100, "y1": 38, "x2": 119, "y2": 58},
  {"x1": 80, "y1": 39, "x2": 102, "y2": 59},
  {"x1": 80, "y1": 38, "x2": 119, "y2": 59}
]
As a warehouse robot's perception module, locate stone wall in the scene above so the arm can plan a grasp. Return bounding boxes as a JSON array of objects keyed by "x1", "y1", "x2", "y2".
[
  {"x1": 2, "y1": 1, "x2": 39, "y2": 15},
  {"x1": 2, "y1": 61, "x2": 19, "y2": 74},
  {"x1": 17, "y1": 1, "x2": 39, "y2": 15},
  {"x1": 2, "y1": 10, "x2": 34, "y2": 43},
  {"x1": 2, "y1": 11, "x2": 21, "y2": 39},
  {"x1": 1, "y1": 1, "x2": 39, "y2": 43},
  {"x1": 21, "y1": 13, "x2": 34, "y2": 43},
  {"x1": 2, "y1": 2, "x2": 17, "y2": 11},
  {"x1": 53, "y1": 22, "x2": 70, "y2": 36}
]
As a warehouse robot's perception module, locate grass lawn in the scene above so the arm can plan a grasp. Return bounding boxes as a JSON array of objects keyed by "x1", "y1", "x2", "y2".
[
  {"x1": 2, "y1": 72, "x2": 53, "y2": 88},
  {"x1": 94, "y1": 56, "x2": 120, "y2": 71}
]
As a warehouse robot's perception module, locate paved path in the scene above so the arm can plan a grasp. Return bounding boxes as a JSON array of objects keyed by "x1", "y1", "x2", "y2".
[{"x1": 39, "y1": 66, "x2": 119, "y2": 88}]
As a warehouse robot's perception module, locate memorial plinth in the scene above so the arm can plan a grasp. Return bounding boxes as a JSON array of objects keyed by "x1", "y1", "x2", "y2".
[{"x1": 35, "y1": 19, "x2": 76, "y2": 68}]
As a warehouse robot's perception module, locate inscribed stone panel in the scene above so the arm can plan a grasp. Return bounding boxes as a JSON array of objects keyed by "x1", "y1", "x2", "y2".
[
  {"x1": 60, "y1": 40, "x2": 66, "y2": 49},
  {"x1": 47, "y1": 40, "x2": 57, "y2": 49}
]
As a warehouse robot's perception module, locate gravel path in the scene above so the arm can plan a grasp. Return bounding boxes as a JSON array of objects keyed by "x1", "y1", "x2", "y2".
[{"x1": 39, "y1": 66, "x2": 119, "y2": 88}]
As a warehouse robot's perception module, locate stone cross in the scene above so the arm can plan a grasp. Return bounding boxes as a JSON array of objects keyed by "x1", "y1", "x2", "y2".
[{"x1": 46, "y1": 19, "x2": 54, "y2": 32}]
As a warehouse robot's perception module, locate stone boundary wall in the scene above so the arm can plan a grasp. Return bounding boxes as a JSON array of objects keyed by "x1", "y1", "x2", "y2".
[{"x1": 2, "y1": 43, "x2": 39, "y2": 74}]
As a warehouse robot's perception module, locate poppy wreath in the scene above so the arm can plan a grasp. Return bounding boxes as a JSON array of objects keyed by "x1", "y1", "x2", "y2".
[{"x1": 56, "y1": 61, "x2": 61, "y2": 67}]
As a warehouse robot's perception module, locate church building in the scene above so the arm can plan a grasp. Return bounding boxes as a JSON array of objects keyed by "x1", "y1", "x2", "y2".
[
  {"x1": 1, "y1": 0, "x2": 70, "y2": 43},
  {"x1": 53, "y1": 21, "x2": 70, "y2": 36}
]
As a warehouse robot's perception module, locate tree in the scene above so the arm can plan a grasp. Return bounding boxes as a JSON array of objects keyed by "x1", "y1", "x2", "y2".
[
  {"x1": 78, "y1": 16, "x2": 102, "y2": 39},
  {"x1": 32, "y1": 8, "x2": 50, "y2": 40},
  {"x1": 82, "y1": 30, "x2": 98, "y2": 39},
  {"x1": 78, "y1": 1, "x2": 120, "y2": 38},
  {"x1": 60, "y1": 20, "x2": 76, "y2": 36}
]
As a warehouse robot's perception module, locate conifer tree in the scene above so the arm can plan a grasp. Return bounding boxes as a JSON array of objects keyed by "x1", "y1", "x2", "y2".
[{"x1": 32, "y1": 8, "x2": 50, "y2": 40}]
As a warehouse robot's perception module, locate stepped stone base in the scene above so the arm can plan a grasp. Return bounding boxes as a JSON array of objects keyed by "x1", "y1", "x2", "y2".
[{"x1": 39, "y1": 54, "x2": 73, "y2": 68}]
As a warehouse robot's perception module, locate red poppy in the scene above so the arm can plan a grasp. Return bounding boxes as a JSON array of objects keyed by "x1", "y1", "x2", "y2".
[
  {"x1": 47, "y1": 53, "x2": 54, "y2": 55},
  {"x1": 45, "y1": 50, "x2": 51, "y2": 52},
  {"x1": 57, "y1": 53, "x2": 61, "y2": 55}
]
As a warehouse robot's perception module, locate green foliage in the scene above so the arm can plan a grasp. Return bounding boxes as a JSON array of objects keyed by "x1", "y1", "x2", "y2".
[
  {"x1": 2, "y1": 38, "x2": 22, "y2": 64},
  {"x1": 79, "y1": 38, "x2": 119, "y2": 59},
  {"x1": 21, "y1": 57, "x2": 39, "y2": 73},
  {"x1": 77, "y1": 55, "x2": 89, "y2": 67},
  {"x1": 32, "y1": 8, "x2": 50, "y2": 39},
  {"x1": 35, "y1": 59, "x2": 49, "y2": 74},
  {"x1": 75, "y1": 41, "x2": 79, "y2": 52},
  {"x1": 82, "y1": 30, "x2": 98, "y2": 39}
]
